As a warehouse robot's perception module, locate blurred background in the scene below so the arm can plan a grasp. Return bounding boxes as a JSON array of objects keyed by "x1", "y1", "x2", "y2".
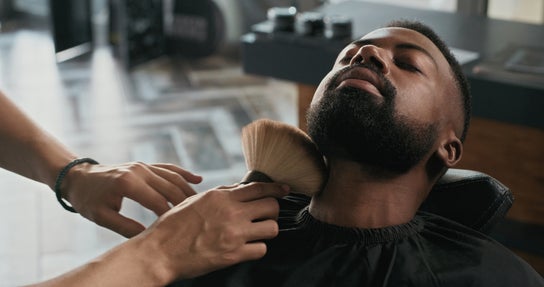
[{"x1": 0, "y1": 0, "x2": 542, "y2": 285}]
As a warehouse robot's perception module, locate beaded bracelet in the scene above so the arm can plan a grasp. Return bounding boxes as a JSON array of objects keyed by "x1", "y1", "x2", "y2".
[{"x1": 54, "y1": 157, "x2": 99, "y2": 213}]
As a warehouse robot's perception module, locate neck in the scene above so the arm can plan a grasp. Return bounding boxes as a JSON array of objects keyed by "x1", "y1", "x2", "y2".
[{"x1": 309, "y1": 159, "x2": 430, "y2": 228}]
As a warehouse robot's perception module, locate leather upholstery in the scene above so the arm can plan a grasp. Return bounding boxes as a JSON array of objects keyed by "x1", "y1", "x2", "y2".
[{"x1": 420, "y1": 169, "x2": 513, "y2": 234}]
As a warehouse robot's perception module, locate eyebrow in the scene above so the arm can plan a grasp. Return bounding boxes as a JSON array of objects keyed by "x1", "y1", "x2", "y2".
[{"x1": 349, "y1": 38, "x2": 438, "y2": 68}]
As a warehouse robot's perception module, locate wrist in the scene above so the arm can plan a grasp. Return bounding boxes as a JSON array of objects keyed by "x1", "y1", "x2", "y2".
[
  {"x1": 59, "y1": 161, "x2": 94, "y2": 201},
  {"x1": 53, "y1": 158, "x2": 99, "y2": 213},
  {"x1": 62, "y1": 238, "x2": 175, "y2": 287},
  {"x1": 129, "y1": 232, "x2": 178, "y2": 285},
  {"x1": 44, "y1": 155, "x2": 77, "y2": 191}
]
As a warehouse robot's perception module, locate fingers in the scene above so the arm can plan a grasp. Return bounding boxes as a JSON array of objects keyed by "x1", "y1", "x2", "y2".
[
  {"x1": 220, "y1": 241, "x2": 272, "y2": 268},
  {"x1": 96, "y1": 209, "x2": 146, "y2": 238},
  {"x1": 153, "y1": 163, "x2": 203, "y2": 184},
  {"x1": 245, "y1": 219, "x2": 279, "y2": 242},
  {"x1": 243, "y1": 197, "x2": 281, "y2": 221},
  {"x1": 122, "y1": 162, "x2": 201, "y2": 213},
  {"x1": 239, "y1": 198, "x2": 281, "y2": 244},
  {"x1": 231, "y1": 182, "x2": 290, "y2": 202},
  {"x1": 126, "y1": 184, "x2": 171, "y2": 216},
  {"x1": 227, "y1": 242, "x2": 269, "y2": 264},
  {"x1": 69, "y1": 161, "x2": 206, "y2": 238},
  {"x1": 146, "y1": 165, "x2": 198, "y2": 205}
]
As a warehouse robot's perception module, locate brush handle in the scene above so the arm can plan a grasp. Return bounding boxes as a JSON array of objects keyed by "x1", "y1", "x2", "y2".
[{"x1": 240, "y1": 170, "x2": 273, "y2": 184}]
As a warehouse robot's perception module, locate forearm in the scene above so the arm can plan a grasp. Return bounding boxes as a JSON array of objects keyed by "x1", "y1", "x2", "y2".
[
  {"x1": 28, "y1": 237, "x2": 174, "y2": 287},
  {"x1": 0, "y1": 91, "x2": 76, "y2": 189},
  {"x1": 26, "y1": 183, "x2": 288, "y2": 286}
]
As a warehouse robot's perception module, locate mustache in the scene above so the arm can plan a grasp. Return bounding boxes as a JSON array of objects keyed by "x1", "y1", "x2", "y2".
[{"x1": 326, "y1": 63, "x2": 396, "y2": 100}]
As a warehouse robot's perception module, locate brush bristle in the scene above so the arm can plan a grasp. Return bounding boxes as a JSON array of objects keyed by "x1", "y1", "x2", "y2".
[{"x1": 241, "y1": 119, "x2": 327, "y2": 196}]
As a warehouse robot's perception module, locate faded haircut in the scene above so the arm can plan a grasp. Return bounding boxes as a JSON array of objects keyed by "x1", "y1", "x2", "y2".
[{"x1": 387, "y1": 20, "x2": 471, "y2": 142}]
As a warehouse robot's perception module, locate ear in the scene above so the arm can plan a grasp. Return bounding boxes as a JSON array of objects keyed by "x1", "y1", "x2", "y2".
[{"x1": 437, "y1": 134, "x2": 463, "y2": 168}]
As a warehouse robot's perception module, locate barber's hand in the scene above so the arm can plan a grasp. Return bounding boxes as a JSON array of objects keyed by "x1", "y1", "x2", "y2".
[
  {"x1": 134, "y1": 182, "x2": 290, "y2": 283},
  {"x1": 61, "y1": 162, "x2": 202, "y2": 238}
]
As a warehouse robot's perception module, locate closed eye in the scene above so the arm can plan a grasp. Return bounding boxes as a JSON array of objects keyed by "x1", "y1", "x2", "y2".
[
  {"x1": 339, "y1": 54, "x2": 354, "y2": 64},
  {"x1": 394, "y1": 59, "x2": 422, "y2": 73}
]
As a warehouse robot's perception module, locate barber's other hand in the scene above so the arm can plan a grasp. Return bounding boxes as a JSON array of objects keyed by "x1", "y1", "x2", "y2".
[
  {"x1": 135, "y1": 182, "x2": 290, "y2": 283},
  {"x1": 60, "y1": 162, "x2": 202, "y2": 238}
]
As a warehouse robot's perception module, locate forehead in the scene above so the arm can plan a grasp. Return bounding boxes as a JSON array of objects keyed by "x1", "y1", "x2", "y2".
[
  {"x1": 342, "y1": 27, "x2": 450, "y2": 69},
  {"x1": 361, "y1": 27, "x2": 434, "y2": 47}
]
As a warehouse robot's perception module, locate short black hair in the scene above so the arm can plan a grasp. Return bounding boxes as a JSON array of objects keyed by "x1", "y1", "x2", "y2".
[{"x1": 387, "y1": 20, "x2": 471, "y2": 142}]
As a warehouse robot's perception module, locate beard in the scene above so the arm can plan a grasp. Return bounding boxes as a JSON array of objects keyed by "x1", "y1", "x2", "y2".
[{"x1": 307, "y1": 65, "x2": 437, "y2": 175}]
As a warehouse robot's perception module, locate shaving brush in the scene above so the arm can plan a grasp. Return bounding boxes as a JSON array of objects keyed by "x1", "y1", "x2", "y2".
[{"x1": 240, "y1": 119, "x2": 327, "y2": 196}]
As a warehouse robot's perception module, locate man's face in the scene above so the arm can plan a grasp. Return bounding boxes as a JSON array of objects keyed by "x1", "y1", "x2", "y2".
[{"x1": 307, "y1": 27, "x2": 456, "y2": 174}]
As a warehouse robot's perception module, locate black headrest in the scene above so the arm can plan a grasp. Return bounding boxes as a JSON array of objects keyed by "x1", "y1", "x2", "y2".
[{"x1": 420, "y1": 169, "x2": 513, "y2": 234}]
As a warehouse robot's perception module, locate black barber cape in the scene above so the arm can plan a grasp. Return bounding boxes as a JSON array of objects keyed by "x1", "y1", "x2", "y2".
[{"x1": 172, "y1": 194, "x2": 543, "y2": 287}]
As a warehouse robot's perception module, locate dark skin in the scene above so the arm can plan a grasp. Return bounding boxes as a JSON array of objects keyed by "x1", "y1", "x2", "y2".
[{"x1": 308, "y1": 27, "x2": 464, "y2": 228}]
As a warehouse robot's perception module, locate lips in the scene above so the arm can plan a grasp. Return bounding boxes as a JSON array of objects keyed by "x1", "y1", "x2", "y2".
[{"x1": 335, "y1": 67, "x2": 384, "y2": 98}]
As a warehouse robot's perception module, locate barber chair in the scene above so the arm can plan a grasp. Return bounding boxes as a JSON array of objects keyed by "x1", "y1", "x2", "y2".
[
  {"x1": 419, "y1": 168, "x2": 513, "y2": 234},
  {"x1": 283, "y1": 169, "x2": 513, "y2": 235}
]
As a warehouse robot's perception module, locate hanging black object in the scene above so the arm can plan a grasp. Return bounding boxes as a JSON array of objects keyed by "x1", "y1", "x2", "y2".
[
  {"x1": 109, "y1": 0, "x2": 165, "y2": 68},
  {"x1": 109, "y1": 0, "x2": 225, "y2": 68},
  {"x1": 164, "y1": 0, "x2": 225, "y2": 58},
  {"x1": 50, "y1": 0, "x2": 93, "y2": 62}
]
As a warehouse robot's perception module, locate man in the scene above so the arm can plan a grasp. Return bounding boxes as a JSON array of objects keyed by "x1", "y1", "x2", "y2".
[{"x1": 175, "y1": 20, "x2": 543, "y2": 286}]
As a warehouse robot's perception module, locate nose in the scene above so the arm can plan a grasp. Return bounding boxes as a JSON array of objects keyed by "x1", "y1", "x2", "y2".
[{"x1": 349, "y1": 45, "x2": 390, "y2": 75}]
